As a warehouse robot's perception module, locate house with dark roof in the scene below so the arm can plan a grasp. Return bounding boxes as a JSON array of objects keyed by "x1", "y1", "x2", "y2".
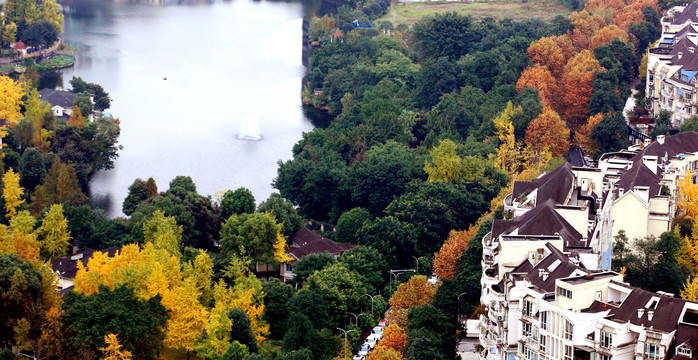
[
  {"x1": 647, "y1": 2, "x2": 698, "y2": 125},
  {"x1": 50, "y1": 246, "x2": 121, "y2": 290},
  {"x1": 39, "y1": 88, "x2": 77, "y2": 119},
  {"x1": 254, "y1": 227, "x2": 355, "y2": 282},
  {"x1": 479, "y1": 240, "x2": 698, "y2": 360}
]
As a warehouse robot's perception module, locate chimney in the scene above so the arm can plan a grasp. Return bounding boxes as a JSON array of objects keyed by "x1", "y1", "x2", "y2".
[
  {"x1": 679, "y1": 51, "x2": 684, "y2": 59},
  {"x1": 648, "y1": 310, "x2": 654, "y2": 321},
  {"x1": 638, "y1": 308, "x2": 645, "y2": 318},
  {"x1": 72, "y1": 239, "x2": 80, "y2": 255},
  {"x1": 657, "y1": 134, "x2": 666, "y2": 144}
]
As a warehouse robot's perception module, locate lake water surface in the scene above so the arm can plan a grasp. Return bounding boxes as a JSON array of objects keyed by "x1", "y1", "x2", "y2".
[{"x1": 58, "y1": 0, "x2": 313, "y2": 216}]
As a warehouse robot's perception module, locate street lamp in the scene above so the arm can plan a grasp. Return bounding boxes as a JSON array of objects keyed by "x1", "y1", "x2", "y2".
[
  {"x1": 366, "y1": 293, "x2": 381, "y2": 317},
  {"x1": 457, "y1": 292, "x2": 468, "y2": 318},
  {"x1": 388, "y1": 269, "x2": 415, "y2": 291},
  {"x1": 337, "y1": 327, "x2": 358, "y2": 359},
  {"x1": 349, "y1": 312, "x2": 366, "y2": 325},
  {"x1": 413, "y1": 256, "x2": 425, "y2": 274}
]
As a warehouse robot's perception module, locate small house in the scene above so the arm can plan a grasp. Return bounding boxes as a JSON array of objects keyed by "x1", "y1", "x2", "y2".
[{"x1": 39, "y1": 88, "x2": 77, "y2": 120}]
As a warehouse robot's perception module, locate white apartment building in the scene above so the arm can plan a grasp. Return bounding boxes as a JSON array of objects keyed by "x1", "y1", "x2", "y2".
[{"x1": 647, "y1": 1, "x2": 698, "y2": 126}]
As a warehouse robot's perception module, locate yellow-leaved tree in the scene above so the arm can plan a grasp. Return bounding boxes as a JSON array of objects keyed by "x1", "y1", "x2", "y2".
[
  {"x1": 0, "y1": 76, "x2": 24, "y2": 126},
  {"x1": 424, "y1": 139, "x2": 484, "y2": 183},
  {"x1": 677, "y1": 170, "x2": 698, "y2": 220},
  {"x1": 36, "y1": 204, "x2": 71, "y2": 260},
  {"x1": 3, "y1": 168, "x2": 24, "y2": 220},
  {"x1": 100, "y1": 334, "x2": 133, "y2": 360},
  {"x1": 493, "y1": 102, "x2": 523, "y2": 176},
  {"x1": 143, "y1": 210, "x2": 183, "y2": 258}
]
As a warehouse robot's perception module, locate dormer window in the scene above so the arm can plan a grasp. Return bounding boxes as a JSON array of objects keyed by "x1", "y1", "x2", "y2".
[{"x1": 678, "y1": 344, "x2": 692, "y2": 357}]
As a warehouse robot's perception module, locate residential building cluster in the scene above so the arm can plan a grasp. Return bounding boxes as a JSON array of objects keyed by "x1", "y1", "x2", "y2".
[
  {"x1": 647, "y1": 1, "x2": 698, "y2": 126},
  {"x1": 479, "y1": 132, "x2": 698, "y2": 360}
]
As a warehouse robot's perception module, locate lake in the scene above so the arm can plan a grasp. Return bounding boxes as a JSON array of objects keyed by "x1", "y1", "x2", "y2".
[{"x1": 57, "y1": 0, "x2": 315, "y2": 216}]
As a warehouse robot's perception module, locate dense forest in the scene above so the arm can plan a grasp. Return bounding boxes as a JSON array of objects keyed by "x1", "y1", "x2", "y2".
[{"x1": 3, "y1": 0, "x2": 695, "y2": 359}]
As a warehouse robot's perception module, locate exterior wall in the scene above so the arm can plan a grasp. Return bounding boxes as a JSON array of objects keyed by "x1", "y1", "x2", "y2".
[
  {"x1": 555, "y1": 275, "x2": 624, "y2": 312},
  {"x1": 612, "y1": 193, "x2": 649, "y2": 242},
  {"x1": 572, "y1": 168, "x2": 605, "y2": 198},
  {"x1": 554, "y1": 207, "x2": 589, "y2": 237},
  {"x1": 57, "y1": 277, "x2": 74, "y2": 290},
  {"x1": 498, "y1": 239, "x2": 563, "y2": 280}
]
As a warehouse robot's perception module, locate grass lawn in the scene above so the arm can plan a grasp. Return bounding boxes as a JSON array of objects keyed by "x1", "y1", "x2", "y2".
[{"x1": 379, "y1": 0, "x2": 571, "y2": 26}]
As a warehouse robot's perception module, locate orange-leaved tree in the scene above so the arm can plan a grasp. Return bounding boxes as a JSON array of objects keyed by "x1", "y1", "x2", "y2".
[
  {"x1": 388, "y1": 275, "x2": 439, "y2": 327},
  {"x1": 524, "y1": 107, "x2": 570, "y2": 157},
  {"x1": 527, "y1": 37, "x2": 567, "y2": 78},
  {"x1": 368, "y1": 346, "x2": 404, "y2": 360},
  {"x1": 560, "y1": 50, "x2": 604, "y2": 129},
  {"x1": 516, "y1": 64, "x2": 559, "y2": 109},
  {"x1": 433, "y1": 226, "x2": 479, "y2": 280},
  {"x1": 379, "y1": 323, "x2": 408, "y2": 353},
  {"x1": 574, "y1": 113, "x2": 604, "y2": 156},
  {"x1": 589, "y1": 25, "x2": 629, "y2": 49}
]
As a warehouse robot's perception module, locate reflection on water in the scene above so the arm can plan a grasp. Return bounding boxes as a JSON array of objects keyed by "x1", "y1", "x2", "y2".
[{"x1": 58, "y1": 0, "x2": 315, "y2": 216}]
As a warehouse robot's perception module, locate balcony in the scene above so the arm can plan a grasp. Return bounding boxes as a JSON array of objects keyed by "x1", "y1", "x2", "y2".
[{"x1": 484, "y1": 255, "x2": 495, "y2": 265}]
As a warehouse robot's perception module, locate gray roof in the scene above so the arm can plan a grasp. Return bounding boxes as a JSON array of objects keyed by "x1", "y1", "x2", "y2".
[
  {"x1": 39, "y1": 88, "x2": 77, "y2": 110},
  {"x1": 512, "y1": 162, "x2": 575, "y2": 206},
  {"x1": 492, "y1": 199, "x2": 585, "y2": 248},
  {"x1": 50, "y1": 246, "x2": 121, "y2": 279},
  {"x1": 672, "y1": 2, "x2": 698, "y2": 25},
  {"x1": 615, "y1": 163, "x2": 662, "y2": 200}
]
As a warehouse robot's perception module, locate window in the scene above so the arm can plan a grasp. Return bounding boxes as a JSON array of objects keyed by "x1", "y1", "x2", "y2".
[
  {"x1": 677, "y1": 344, "x2": 691, "y2": 357},
  {"x1": 524, "y1": 299, "x2": 533, "y2": 317},
  {"x1": 599, "y1": 355, "x2": 612, "y2": 360},
  {"x1": 540, "y1": 335, "x2": 546, "y2": 353},
  {"x1": 564, "y1": 345, "x2": 572, "y2": 360},
  {"x1": 285, "y1": 263, "x2": 293, "y2": 272},
  {"x1": 645, "y1": 343, "x2": 660, "y2": 359},
  {"x1": 564, "y1": 320, "x2": 573, "y2": 340},
  {"x1": 525, "y1": 347, "x2": 539, "y2": 360},
  {"x1": 523, "y1": 322, "x2": 532, "y2": 337},
  {"x1": 600, "y1": 331, "x2": 612, "y2": 348},
  {"x1": 558, "y1": 287, "x2": 572, "y2": 299},
  {"x1": 540, "y1": 311, "x2": 547, "y2": 330}
]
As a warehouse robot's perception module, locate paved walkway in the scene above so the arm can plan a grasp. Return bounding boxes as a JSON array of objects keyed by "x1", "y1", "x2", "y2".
[{"x1": 457, "y1": 338, "x2": 480, "y2": 360}]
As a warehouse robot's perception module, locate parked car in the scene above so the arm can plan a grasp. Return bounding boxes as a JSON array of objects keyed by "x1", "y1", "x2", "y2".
[
  {"x1": 371, "y1": 326, "x2": 384, "y2": 338},
  {"x1": 358, "y1": 343, "x2": 371, "y2": 356},
  {"x1": 352, "y1": 355, "x2": 365, "y2": 360},
  {"x1": 428, "y1": 275, "x2": 439, "y2": 284},
  {"x1": 365, "y1": 334, "x2": 380, "y2": 349},
  {"x1": 378, "y1": 319, "x2": 387, "y2": 327}
]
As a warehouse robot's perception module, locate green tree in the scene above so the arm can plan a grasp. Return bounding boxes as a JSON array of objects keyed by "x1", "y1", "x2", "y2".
[
  {"x1": 338, "y1": 245, "x2": 387, "y2": 294},
  {"x1": 63, "y1": 205, "x2": 128, "y2": 250},
  {"x1": 220, "y1": 212, "x2": 282, "y2": 264},
  {"x1": 357, "y1": 216, "x2": 418, "y2": 270},
  {"x1": 122, "y1": 178, "x2": 149, "y2": 216},
  {"x1": 262, "y1": 278, "x2": 294, "y2": 340},
  {"x1": 424, "y1": 139, "x2": 484, "y2": 182},
  {"x1": 306, "y1": 263, "x2": 367, "y2": 327},
  {"x1": 349, "y1": 141, "x2": 426, "y2": 216},
  {"x1": 227, "y1": 308, "x2": 258, "y2": 353},
  {"x1": 36, "y1": 204, "x2": 71, "y2": 259},
  {"x1": 257, "y1": 193, "x2": 303, "y2": 236},
  {"x1": 62, "y1": 285, "x2": 169, "y2": 360},
  {"x1": 404, "y1": 304, "x2": 457, "y2": 360},
  {"x1": 335, "y1": 207, "x2": 371, "y2": 244},
  {"x1": 650, "y1": 110, "x2": 673, "y2": 139},
  {"x1": 287, "y1": 289, "x2": 329, "y2": 330},
  {"x1": 38, "y1": 0, "x2": 63, "y2": 33},
  {"x1": 73, "y1": 91, "x2": 93, "y2": 119},
  {"x1": 0, "y1": 253, "x2": 43, "y2": 348},
  {"x1": 292, "y1": 252, "x2": 335, "y2": 286},
  {"x1": 589, "y1": 112, "x2": 629, "y2": 158},
  {"x1": 221, "y1": 187, "x2": 256, "y2": 220},
  {"x1": 411, "y1": 12, "x2": 475, "y2": 61},
  {"x1": 680, "y1": 116, "x2": 698, "y2": 132}
]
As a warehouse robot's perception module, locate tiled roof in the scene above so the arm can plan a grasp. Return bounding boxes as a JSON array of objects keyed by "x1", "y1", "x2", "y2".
[
  {"x1": 675, "y1": 323, "x2": 698, "y2": 359},
  {"x1": 287, "y1": 227, "x2": 355, "y2": 259},
  {"x1": 50, "y1": 246, "x2": 121, "y2": 279},
  {"x1": 615, "y1": 163, "x2": 662, "y2": 200},
  {"x1": 606, "y1": 285, "x2": 688, "y2": 332},
  {"x1": 512, "y1": 162, "x2": 574, "y2": 206},
  {"x1": 525, "y1": 243, "x2": 587, "y2": 293},
  {"x1": 632, "y1": 131, "x2": 698, "y2": 162},
  {"x1": 672, "y1": 2, "x2": 698, "y2": 25},
  {"x1": 492, "y1": 199, "x2": 585, "y2": 248},
  {"x1": 38, "y1": 88, "x2": 77, "y2": 110}
]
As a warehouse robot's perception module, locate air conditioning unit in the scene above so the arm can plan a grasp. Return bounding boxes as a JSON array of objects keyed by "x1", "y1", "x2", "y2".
[
  {"x1": 503, "y1": 322, "x2": 508, "y2": 329},
  {"x1": 496, "y1": 338, "x2": 504, "y2": 345},
  {"x1": 497, "y1": 316, "x2": 503, "y2": 322}
]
